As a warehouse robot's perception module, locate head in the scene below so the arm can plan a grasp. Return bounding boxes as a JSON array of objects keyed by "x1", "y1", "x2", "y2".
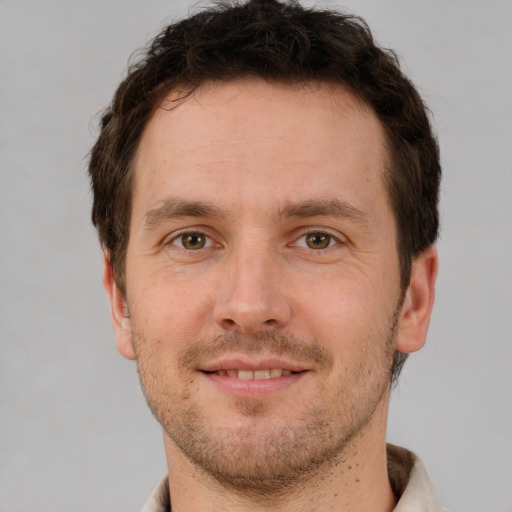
[
  {"x1": 90, "y1": 0, "x2": 440, "y2": 492},
  {"x1": 89, "y1": 0, "x2": 440, "y2": 383}
]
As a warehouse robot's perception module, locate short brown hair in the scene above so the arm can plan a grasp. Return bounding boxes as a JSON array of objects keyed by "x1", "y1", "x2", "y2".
[{"x1": 89, "y1": 0, "x2": 441, "y2": 380}]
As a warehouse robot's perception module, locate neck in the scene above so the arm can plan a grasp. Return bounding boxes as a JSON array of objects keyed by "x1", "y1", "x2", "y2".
[{"x1": 163, "y1": 399, "x2": 396, "y2": 512}]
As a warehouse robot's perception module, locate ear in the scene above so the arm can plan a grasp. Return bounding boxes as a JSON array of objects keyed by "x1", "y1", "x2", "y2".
[
  {"x1": 102, "y1": 253, "x2": 136, "y2": 360},
  {"x1": 395, "y1": 246, "x2": 438, "y2": 354}
]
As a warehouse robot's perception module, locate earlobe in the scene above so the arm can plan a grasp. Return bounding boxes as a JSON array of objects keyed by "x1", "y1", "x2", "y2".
[
  {"x1": 102, "y1": 253, "x2": 136, "y2": 360},
  {"x1": 395, "y1": 246, "x2": 438, "y2": 354}
]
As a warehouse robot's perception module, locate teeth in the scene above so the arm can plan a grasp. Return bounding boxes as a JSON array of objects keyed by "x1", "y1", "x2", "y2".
[
  {"x1": 254, "y1": 369, "x2": 270, "y2": 379},
  {"x1": 215, "y1": 369, "x2": 293, "y2": 379}
]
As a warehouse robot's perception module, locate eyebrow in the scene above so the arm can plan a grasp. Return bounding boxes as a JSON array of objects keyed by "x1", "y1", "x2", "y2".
[
  {"x1": 142, "y1": 197, "x2": 369, "y2": 229},
  {"x1": 279, "y1": 199, "x2": 369, "y2": 226},
  {"x1": 142, "y1": 198, "x2": 224, "y2": 228}
]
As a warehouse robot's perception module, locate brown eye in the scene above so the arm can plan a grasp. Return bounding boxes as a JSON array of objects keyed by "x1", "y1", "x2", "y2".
[
  {"x1": 174, "y1": 232, "x2": 209, "y2": 250},
  {"x1": 305, "y1": 232, "x2": 332, "y2": 249}
]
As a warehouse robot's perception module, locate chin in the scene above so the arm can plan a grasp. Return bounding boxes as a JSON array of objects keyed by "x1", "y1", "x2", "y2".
[{"x1": 158, "y1": 396, "x2": 382, "y2": 496}]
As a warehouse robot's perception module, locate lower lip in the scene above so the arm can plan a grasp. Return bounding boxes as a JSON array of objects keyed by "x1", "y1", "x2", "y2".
[{"x1": 202, "y1": 371, "x2": 308, "y2": 398}]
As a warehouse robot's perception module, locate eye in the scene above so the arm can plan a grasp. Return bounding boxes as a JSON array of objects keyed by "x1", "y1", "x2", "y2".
[
  {"x1": 295, "y1": 231, "x2": 338, "y2": 249},
  {"x1": 171, "y1": 231, "x2": 213, "y2": 250}
]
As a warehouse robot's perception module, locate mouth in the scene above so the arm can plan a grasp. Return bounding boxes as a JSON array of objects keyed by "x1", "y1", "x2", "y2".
[
  {"x1": 204, "y1": 368, "x2": 294, "y2": 380},
  {"x1": 199, "y1": 358, "x2": 309, "y2": 397}
]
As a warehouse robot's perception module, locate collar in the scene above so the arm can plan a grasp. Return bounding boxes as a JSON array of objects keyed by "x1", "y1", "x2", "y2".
[{"x1": 387, "y1": 444, "x2": 445, "y2": 511}]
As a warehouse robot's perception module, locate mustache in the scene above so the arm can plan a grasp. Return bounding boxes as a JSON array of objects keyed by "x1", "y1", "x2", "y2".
[{"x1": 177, "y1": 331, "x2": 334, "y2": 370}]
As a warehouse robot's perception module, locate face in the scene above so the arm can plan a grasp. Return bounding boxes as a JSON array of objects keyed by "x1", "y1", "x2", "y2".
[{"x1": 105, "y1": 79, "x2": 436, "y2": 493}]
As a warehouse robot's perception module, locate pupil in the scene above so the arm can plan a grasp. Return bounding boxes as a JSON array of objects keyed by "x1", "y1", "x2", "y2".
[
  {"x1": 307, "y1": 233, "x2": 330, "y2": 249},
  {"x1": 184, "y1": 233, "x2": 205, "y2": 249}
]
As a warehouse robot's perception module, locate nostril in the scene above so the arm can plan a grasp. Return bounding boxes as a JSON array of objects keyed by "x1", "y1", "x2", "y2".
[{"x1": 218, "y1": 317, "x2": 277, "y2": 332}]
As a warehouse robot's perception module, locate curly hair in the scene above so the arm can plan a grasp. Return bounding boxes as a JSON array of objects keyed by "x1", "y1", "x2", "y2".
[{"x1": 88, "y1": 0, "x2": 441, "y2": 382}]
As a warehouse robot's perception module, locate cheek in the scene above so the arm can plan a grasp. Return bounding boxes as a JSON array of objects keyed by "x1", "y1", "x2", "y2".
[
  {"x1": 127, "y1": 268, "x2": 216, "y2": 346},
  {"x1": 296, "y1": 271, "x2": 383, "y2": 327},
  {"x1": 294, "y1": 273, "x2": 396, "y2": 363}
]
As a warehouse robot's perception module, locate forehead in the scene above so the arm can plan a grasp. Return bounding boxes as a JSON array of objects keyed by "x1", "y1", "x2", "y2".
[{"x1": 132, "y1": 79, "x2": 389, "y2": 218}]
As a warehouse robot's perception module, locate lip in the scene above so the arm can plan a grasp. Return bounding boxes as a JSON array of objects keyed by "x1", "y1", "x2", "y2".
[
  {"x1": 201, "y1": 369, "x2": 309, "y2": 398},
  {"x1": 198, "y1": 355, "x2": 311, "y2": 398}
]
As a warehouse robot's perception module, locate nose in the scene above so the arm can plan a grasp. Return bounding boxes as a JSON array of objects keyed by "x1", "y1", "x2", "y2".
[{"x1": 213, "y1": 246, "x2": 292, "y2": 334}]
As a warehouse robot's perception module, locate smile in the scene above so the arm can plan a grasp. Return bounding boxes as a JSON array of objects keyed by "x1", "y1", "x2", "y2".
[
  {"x1": 211, "y1": 369, "x2": 293, "y2": 380},
  {"x1": 200, "y1": 360, "x2": 309, "y2": 397}
]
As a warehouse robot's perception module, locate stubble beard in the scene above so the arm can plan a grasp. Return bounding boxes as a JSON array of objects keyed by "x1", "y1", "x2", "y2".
[{"x1": 132, "y1": 316, "x2": 398, "y2": 498}]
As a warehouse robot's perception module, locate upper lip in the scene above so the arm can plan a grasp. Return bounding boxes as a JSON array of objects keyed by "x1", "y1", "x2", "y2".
[{"x1": 199, "y1": 356, "x2": 309, "y2": 373}]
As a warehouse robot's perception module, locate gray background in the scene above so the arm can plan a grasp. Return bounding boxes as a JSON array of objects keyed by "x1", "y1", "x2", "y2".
[{"x1": 1, "y1": 0, "x2": 511, "y2": 510}]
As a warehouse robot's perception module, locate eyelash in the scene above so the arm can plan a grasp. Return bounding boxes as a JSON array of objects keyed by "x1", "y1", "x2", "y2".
[
  {"x1": 293, "y1": 231, "x2": 341, "y2": 250},
  {"x1": 168, "y1": 230, "x2": 216, "y2": 250}
]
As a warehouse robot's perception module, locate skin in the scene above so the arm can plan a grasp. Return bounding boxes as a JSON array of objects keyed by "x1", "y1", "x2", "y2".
[{"x1": 104, "y1": 79, "x2": 437, "y2": 512}]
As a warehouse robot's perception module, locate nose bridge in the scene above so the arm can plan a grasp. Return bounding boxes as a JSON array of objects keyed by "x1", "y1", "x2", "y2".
[{"x1": 214, "y1": 238, "x2": 291, "y2": 332}]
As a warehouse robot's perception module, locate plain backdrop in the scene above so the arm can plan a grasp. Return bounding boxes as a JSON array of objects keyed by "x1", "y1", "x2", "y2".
[{"x1": 1, "y1": 1, "x2": 511, "y2": 511}]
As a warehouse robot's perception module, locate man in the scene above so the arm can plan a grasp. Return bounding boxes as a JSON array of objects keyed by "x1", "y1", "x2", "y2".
[{"x1": 88, "y1": 0, "x2": 441, "y2": 510}]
